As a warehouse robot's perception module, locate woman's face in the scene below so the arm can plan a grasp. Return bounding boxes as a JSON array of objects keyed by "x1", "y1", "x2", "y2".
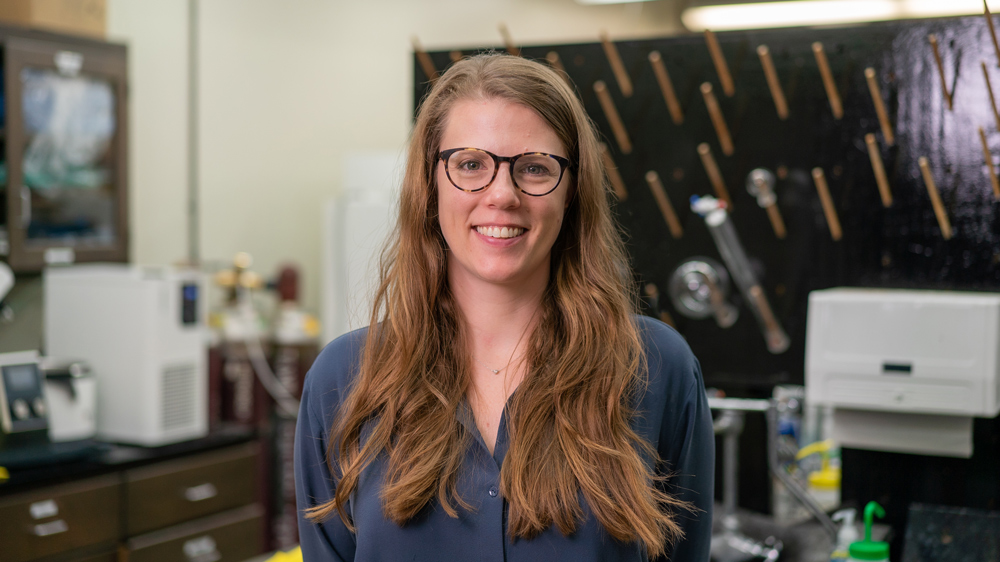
[{"x1": 436, "y1": 97, "x2": 571, "y2": 293}]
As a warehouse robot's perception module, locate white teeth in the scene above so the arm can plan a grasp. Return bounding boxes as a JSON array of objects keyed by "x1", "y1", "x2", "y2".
[{"x1": 476, "y1": 226, "x2": 524, "y2": 239}]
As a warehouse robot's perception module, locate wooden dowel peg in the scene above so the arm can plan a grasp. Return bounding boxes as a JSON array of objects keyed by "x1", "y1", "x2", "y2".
[
  {"x1": 917, "y1": 156, "x2": 953, "y2": 240},
  {"x1": 411, "y1": 36, "x2": 438, "y2": 82},
  {"x1": 546, "y1": 51, "x2": 573, "y2": 87},
  {"x1": 987, "y1": 0, "x2": 1000, "y2": 68},
  {"x1": 928, "y1": 34, "x2": 953, "y2": 111},
  {"x1": 766, "y1": 204, "x2": 787, "y2": 239},
  {"x1": 865, "y1": 133, "x2": 893, "y2": 207},
  {"x1": 978, "y1": 127, "x2": 1000, "y2": 200},
  {"x1": 600, "y1": 143, "x2": 628, "y2": 200},
  {"x1": 600, "y1": 30, "x2": 633, "y2": 98},
  {"x1": 811, "y1": 168, "x2": 843, "y2": 241},
  {"x1": 748, "y1": 170, "x2": 786, "y2": 239},
  {"x1": 700, "y1": 83, "x2": 734, "y2": 156},
  {"x1": 546, "y1": 51, "x2": 566, "y2": 74},
  {"x1": 812, "y1": 42, "x2": 843, "y2": 119},
  {"x1": 982, "y1": 61, "x2": 1000, "y2": 132},
  {"x1": 498, "y1": 23, "x2": 520, "y2": 56},
  {"x1": 594, "y1": 81, "x2": 632, "y2": 154},
  {"x1": 649, "y1": 51, "x2": 684, "y2": 125},
  {"x1": 697, "y1": 143, "x2": 733, "y2": 207},
  {"x1": 865, "y1": 67, "x2": 895, "y2": 146},
  {"x1": 645, "y1": 171, "x2": 684, "y2": 239},
  {"x1": 449, "y1": 51, "x2": 463, "y2": 64},
  {"x1": 704, "y1": 29, "x2": 735, "y2": 97},
  {"x1": 758, "y1": 45, "x2": 789, "y2": 120}
]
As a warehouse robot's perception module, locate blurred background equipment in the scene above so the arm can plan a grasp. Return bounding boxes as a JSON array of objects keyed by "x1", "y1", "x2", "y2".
[
  {"x1": 208, "y1": 253, "x2": 319, "y2": 552},
  {"x1": 806, "y1": 289, "x2": 1000, "y2": 458},
  {"x1": 44, "y1": 264, "x2": 209, "y2": 446},
  {"x1": 0, "y1": 351, "x2": 47, "y2": 450},
  {"x1": 39, "y1": 358, "x2": 95, "y2": 442}
]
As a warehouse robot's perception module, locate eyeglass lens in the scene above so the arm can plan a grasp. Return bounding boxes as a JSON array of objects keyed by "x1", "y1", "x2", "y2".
[{"x1": 445, "y1": 149, "x2": 563, "y2": 195}]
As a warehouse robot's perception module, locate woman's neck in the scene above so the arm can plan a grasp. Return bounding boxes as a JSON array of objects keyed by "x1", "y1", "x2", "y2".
[{"x1": 449, "y1": 273, "x2": 546, "y2": 366}]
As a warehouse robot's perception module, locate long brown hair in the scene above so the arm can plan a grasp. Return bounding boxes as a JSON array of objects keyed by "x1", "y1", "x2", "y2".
[{"x1": 306, "y1": 54, "x2": 685, "y2": 556}]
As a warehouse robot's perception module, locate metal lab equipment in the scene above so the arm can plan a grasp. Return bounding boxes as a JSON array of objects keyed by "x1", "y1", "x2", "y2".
[
  {"x1": 669, "y1": 257, "x2": 738, "y2": 328},
  {"x1": 691, "y1": 196, "x2": 790, "y2": 353},
  {"x1": 40, "y1": 359, "x2": 96, "y2": 442},
  {"x1": 45, "y1": 265, "x2": 208, "y2": 446},
  {"x1": 0, "y1": 351, "x2": 48, "y2": 450},
  {"x1": 805, "y1": 288, "x2": 1000, "y2": 457}
]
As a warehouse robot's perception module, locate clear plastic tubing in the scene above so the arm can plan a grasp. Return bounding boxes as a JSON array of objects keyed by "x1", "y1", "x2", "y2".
[{"x1": 691, "y1": 195, "x2": 790, "y2": 354}]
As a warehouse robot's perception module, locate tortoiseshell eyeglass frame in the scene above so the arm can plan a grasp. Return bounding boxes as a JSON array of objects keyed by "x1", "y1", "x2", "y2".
[{"x1": 438, "y1": 147, "x2": 571, "y2": 197}]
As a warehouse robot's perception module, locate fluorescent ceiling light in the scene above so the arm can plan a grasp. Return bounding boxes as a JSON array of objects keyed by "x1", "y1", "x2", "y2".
[
  {"x1": 683, "y1": 0, "x2": 1000, "y2": 31},
  {"x1": 576, "y1": 0, "x2": 658, "y2": 4}
]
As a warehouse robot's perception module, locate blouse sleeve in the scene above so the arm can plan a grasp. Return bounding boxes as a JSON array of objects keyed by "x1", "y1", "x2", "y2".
[
  {"x1": 294, "y1": 333, "x2": 363, "y2": 561},
  {"x1": 659, "y1": 363, "x2": 714, "y2": 562},
  {"x1": 641, "y1": 318, "x2": 715, "y2": 562}
]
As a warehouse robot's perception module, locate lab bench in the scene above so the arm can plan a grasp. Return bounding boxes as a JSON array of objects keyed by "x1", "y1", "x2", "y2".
[{"x1": 0, "y1": 426, "x2": 264, "y2": 562}]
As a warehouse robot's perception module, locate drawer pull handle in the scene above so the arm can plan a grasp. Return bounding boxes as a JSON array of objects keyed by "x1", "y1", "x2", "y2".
[
  {"x1": 184, "y1": 483, "x2": 218, "y2": 502},
  {"x1": 184, "y1": 535, "x2": 221, "y2": 562},
  {"x1": 34, "y1": 519, "x2": 68, "y2": 537},
  {"x1": 29, "y1": 499, "x2": 59, "y2": 520}
]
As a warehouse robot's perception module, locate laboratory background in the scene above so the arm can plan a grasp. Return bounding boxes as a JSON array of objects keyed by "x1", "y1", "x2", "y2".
[{"x1": 0, "y1": 0, "x2": 998, "y2": 561}]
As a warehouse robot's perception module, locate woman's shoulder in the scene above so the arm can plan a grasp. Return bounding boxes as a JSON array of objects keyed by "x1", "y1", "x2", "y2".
[
  {"x1": 633, "y1": 315, "x2": 697, "y2": 368},
  {"x1": 301, "y1": 326, "x2": 369, "y2": 415},
  {"x1": 632, "y1": 314, "x2": 703, "y2": 398}
]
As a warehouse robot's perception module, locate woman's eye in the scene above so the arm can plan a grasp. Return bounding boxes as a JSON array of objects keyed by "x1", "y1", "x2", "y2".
[
  {"x1": 457, "y1": 160, "x2": 484, "y2": 171},
  {"x1": 519, "y1": 162, "x2": 553, "y2": 176}
]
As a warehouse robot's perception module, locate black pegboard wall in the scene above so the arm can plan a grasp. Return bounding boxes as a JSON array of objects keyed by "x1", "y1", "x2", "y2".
[{"x1": 415, "y1": 15, "x2": 1000, "y2": 558}]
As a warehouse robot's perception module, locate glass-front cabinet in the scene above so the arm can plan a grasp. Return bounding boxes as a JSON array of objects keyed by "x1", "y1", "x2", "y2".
[{"x1": 1, "y1": 30, "x2": 128, "y2": 271}]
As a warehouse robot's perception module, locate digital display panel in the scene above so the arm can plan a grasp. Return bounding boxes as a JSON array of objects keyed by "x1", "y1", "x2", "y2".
[
  {"x1": 182, "y1": 283, "x2": 198, "y2": 326},
  {"x1": 3, "y1": 363, "x2": 40, "y2": 393}
]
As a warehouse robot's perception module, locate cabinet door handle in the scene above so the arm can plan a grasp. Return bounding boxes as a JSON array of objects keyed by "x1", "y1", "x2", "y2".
[
  {"x1": 21, "y1": 185, "x2": 31, "y2": 229},
  {"x1": 184, "y1": 482, "x2": 218, "y2": 502},
  {"x1": 29, "y1": 499, "x2": 59, "y2": 520},
  {"x1": 33, "y1": 519, "x2": 68, "y2": 537},
  {"x1": 183, "y1": 534, "x2": 221, "y2": 562}
]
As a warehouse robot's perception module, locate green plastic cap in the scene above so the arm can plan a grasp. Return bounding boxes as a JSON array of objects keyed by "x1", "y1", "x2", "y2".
[
  {"x1": 849, "y1": 540, "x2": 889, "y2": 560},
  {"x1": 849, "y1": 501, "x2": 889, "y2": 560}
]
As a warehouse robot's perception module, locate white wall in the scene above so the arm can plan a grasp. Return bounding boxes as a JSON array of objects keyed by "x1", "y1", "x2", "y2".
[
  {"x1": 107, "y1": 0, "x2": 682, "y2": 315},
  {"x1": 106, "y1": 0, "x2": 190, "y2": 267}
]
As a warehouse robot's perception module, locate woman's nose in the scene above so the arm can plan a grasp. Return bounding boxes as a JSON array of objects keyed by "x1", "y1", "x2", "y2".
[{"x1": 487, "y1": 164, "x2": 521, "y2": 207}]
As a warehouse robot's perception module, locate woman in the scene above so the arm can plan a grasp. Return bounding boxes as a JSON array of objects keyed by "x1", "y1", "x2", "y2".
[{"x1": 295, "y1": 54, "x2": 713, "y2": 561}]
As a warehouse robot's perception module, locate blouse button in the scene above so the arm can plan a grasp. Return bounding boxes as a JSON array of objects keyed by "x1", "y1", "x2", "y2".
[{"x1": 488, "y1": 486, "x2": 498, "y2": 497}]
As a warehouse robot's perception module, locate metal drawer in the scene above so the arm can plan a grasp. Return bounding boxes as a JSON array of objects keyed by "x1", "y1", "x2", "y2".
[
  {"x1": 125, "y1": 504, "x2": 264, "y2": 562},
  {"x1": 124, "y1": 442, "x2": 257, "y2": 536},
  {"x1": 0, "y1": 474, "x2": 120, "y2": 562}
]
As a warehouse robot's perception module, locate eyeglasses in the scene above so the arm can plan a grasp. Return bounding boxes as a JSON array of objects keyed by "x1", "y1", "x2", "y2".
[{"x1": 439, "y1": 147, "x2": 571, "y2": 197}]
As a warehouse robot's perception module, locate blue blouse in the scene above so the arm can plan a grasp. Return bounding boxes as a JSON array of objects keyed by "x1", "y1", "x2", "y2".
[{"x1": 295, "y1": 315, "x2": 714, "y2": 561}]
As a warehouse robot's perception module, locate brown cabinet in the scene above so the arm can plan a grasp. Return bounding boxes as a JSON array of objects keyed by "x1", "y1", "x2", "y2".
[
  {"x1": 125, "y1": 504, "x2": 263, "y2": 562},
  {"x1": 0, "y1": 474, "x2": 120, "y2": 562},
  {"x1": 124, "y1": 442, "x2": 258, "y2": 536},
  {"x1": 0, "y1": 440, "x2": 263, "y2": 562},
  {"x1": 0, "y1": 24, "x2": 129, "y2": 271}
]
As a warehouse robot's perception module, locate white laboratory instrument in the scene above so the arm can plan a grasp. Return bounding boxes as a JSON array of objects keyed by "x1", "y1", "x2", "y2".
[
  {"x1": 41, "y1": 359, "x2": 97, "y2": 442},
  {"x1": 44, "y1": 265, "x2": 209, "y2": 446},
  {"x1": 805, "y1": 288, "x2": 1000, "y2": 457},
  {"x1": 0, "y1": 351, "x2": 47, "y2": 438}
]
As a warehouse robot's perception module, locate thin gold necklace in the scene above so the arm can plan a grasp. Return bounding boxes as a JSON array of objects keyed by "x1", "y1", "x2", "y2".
[{"x1": 472, "y1": 312, "x2": 535, "y2": 375}]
